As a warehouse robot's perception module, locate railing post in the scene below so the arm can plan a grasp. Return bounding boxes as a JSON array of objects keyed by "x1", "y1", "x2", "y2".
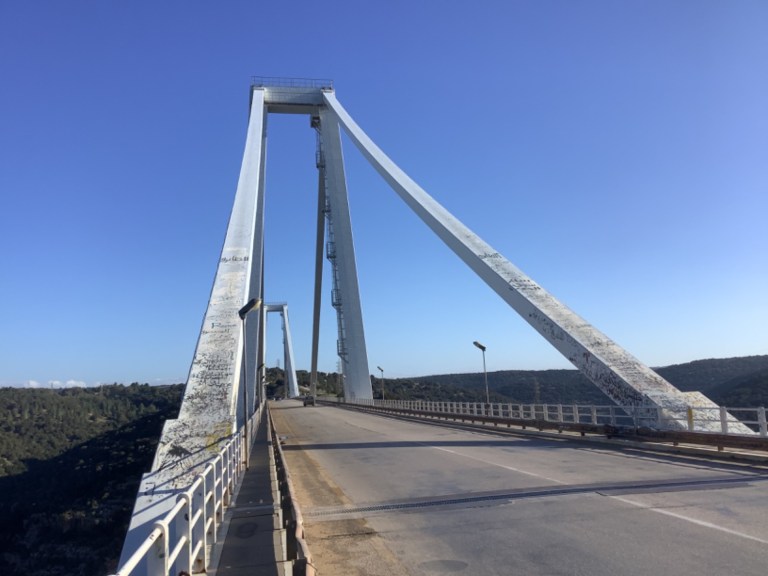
[
  {"x1": 223, "y1": 444, "x2": 231, "y2": 506},
  {"x1": 591, "y1": 406, "x2": 597, "y2": 425},
  {"x1": 556, "y1": 404, "x2": 563, "y2": 423},
  {"x1": 215, "y1": 456, "x2": 224, "y2": 525},
  {"x1": 206, "y1": 461, "x2": 219, "y2": 544},
  {"x1": 543, "y1": 404, "x2": 549, "y2": 422},
  {"x1": 687, "y1": 407, "x2": 695, "y2": 431},
  {"x1": 199, "y1": 472, "x2": 211, "y2": 569},
  {"x1": 147, "y1": 521, "x2": 169, "y2": 576},
  {"x1": 572, "y1": 404, "x2": 579, "y2": 424},
  {"x1": 609, "y1": 406, "x2": 616, "y2": 426},
  {"x1": 719, "y1": 406, "x2": 729, "y2": 434},
  {"x1": 175, "y1": 493, "x2": 193, "y2": 575},
  {"x1": 759, "y1": 407, "x2": 767, "y2": 437}
]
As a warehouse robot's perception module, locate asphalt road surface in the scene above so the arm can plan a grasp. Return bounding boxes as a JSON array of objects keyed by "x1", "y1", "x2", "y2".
[{"x1": 270, "y1": 400, "x2": 768, "y2": 576}]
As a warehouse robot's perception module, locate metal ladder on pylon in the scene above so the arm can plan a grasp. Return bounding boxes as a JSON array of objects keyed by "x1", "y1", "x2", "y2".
[{"x1": 316, "y1": 131, "x2": 349, "y2": 365}]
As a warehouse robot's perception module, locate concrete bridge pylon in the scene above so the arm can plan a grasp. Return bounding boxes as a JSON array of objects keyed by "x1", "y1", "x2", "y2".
[{"x1": 120, "y1": 78, "x2": 752, "y2": 570}]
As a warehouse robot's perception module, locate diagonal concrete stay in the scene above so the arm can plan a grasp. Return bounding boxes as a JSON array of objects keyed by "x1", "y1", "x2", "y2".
[{"x1": 321, "y1": 90, "x2": 752, "y2": 435}]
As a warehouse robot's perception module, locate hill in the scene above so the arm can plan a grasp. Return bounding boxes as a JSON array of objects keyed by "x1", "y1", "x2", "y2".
[
  {"x1": 0, "y1": 383, "x2": 184, "y2": 576},
  {"x1": 654, "y1": 356, "x2": 768, "y2": 397},
  {"x1": 384, "y1": 355, "x2": 768, "y2": 407},
  {"x1": 707, "y1": 367, "x2": 768, "y2": 407}
]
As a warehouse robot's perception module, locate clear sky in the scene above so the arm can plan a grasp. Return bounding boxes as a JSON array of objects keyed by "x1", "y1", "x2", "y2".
[{"x1": 1, "y1": 1, "x2": 766, "y2": 388}]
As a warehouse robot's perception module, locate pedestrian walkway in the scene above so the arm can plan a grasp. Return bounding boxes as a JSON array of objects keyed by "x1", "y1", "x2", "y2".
[{"x1": 212, "y1": 415, "x2": 284, "y2": 576}]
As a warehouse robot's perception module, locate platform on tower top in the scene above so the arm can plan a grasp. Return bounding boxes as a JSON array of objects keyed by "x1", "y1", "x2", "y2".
[{"x1": 251, "y1": 76, "x2": 333, "y2": 113}]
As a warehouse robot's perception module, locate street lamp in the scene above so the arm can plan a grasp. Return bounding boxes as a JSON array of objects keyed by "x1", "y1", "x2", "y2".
[
  {"x1": 473, "y1": 341, "x2": 489, "y2": 406},
  {"x1": 238, "y1": 297, "x2": 262, "y2": 470},
  {"x1": 377, "y1": 366, "x2": 385, "y2": 401}
]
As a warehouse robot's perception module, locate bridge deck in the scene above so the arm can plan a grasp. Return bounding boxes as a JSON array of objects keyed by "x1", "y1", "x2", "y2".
[
  {"x1": 213, "y1": 416, "x2": 283, "y2": 576},
  {"x1": 271, "y1": 399, "x2": 768, "y2": 576}
]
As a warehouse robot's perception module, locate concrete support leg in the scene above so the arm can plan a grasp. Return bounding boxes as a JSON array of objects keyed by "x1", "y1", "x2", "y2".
[{"x1": 319, "y1": 108, "x2": 372, "y2": 400}]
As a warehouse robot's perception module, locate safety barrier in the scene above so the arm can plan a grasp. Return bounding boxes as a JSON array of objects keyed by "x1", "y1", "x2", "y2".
[
  {"x1": 350, "y1": 399, "x2": 767, "y2": 437},
  {"x1": 111, "y1": 406, "x2": 264, "y2": 576},
  {"x1": 338, "y1": 399, "x2": 768, "y2": 456},
  {"x1": 269, "y1": 412, "x2": 316, "y2": 576}
]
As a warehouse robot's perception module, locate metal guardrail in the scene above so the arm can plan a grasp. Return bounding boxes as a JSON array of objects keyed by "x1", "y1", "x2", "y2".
[
  {"x1": 337, "y1": 399, "x2": 768, "y2": 456},
  {"x1": 349, "y1": 399, "x2": 768, "y2": 437},
  {"x1": 111, "y1": 406, "x2": 264, "y2": 576},
  {"x1": 269, "y1": 411, "x2": 315, "y2": 576}
]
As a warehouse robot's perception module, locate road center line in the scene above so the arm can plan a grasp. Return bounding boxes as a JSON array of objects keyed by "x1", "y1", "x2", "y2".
[{"x1": 610, "y1": 495, "x2": 768, "y2": 545}]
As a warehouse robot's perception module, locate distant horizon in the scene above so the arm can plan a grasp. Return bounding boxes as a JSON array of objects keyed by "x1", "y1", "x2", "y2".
[{"x1": 4, "y1": 352, "x2": 766, "y2": 389}]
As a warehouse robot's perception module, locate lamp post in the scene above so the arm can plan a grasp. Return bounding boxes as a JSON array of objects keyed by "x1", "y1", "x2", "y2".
[
  {"x1": 238, "y1": 297, "x2": 262, "y2": 470},
  {"x1": 473, "y1": 341, "x2": 489, "y2": 407},
  {"x1": 377, "y1": 366, "x2": 385, "y2": 401}
]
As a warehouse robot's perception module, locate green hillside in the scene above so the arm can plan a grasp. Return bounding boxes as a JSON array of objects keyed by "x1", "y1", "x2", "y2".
[
  {"x1": 0, "y1": 384, "x2": 183, "y2": 576},
  {"x1": 385, "y1": 355, "x2": 768, "y2": 407},
  {"x1": 655, "y1": 356, "x2": 768, "y2": 395},
  {"x1": 707, "y1": 368, "x2": 768, "y2": 407}
]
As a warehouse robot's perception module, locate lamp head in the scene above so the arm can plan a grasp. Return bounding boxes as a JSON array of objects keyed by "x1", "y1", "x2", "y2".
[{"x1": 238, "y1": 298, "x2": 262, "y2": 319}]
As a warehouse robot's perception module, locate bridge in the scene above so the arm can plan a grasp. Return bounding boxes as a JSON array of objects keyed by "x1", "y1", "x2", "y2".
[{"x1": 112, "y1": 80, "x2": 767, "y2": 575}]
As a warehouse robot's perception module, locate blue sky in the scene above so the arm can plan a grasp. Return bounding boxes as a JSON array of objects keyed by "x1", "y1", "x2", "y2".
[{"x1": 1, "y1": 1, "x2": 766, "y2": 387}]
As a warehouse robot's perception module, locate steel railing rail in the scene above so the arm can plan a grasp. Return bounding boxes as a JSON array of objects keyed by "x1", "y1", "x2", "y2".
[
  {"x1": 337, "y1": 399, "x2": 768, "y2": 453},
  {"x1": 110, "y1": 405, "x2": 263, "y2": 576}
]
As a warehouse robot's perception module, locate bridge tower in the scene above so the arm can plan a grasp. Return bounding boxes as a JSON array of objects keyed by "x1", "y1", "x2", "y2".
[
  {"x1": 264, "y1": 302, "x2": 300, "y2": 399},
  {"x1": 121, "y1": 78, "x2": 751, "y2": 570}
]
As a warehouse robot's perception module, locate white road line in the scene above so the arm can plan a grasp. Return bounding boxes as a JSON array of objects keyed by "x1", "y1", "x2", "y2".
[
  {"x1": 610, "y1": 495, "x2": 768, "y2": 545},
  {"x1": 428, "y1": 445, "x2": 567, "y2": 485}
]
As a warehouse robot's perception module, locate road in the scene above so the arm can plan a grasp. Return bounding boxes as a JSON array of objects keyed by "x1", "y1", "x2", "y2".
[{"x1": 270, "y1": 400, "x2": 768, "y2": 576}]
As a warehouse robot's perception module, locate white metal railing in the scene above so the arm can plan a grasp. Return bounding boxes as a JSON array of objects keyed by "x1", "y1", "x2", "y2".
[
  {"x1": 349, "y1": 399, "x2": 767, "y2": 437},
  {"x1": 111, "y1": 406, "x2": 264, "y2": 576}
]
